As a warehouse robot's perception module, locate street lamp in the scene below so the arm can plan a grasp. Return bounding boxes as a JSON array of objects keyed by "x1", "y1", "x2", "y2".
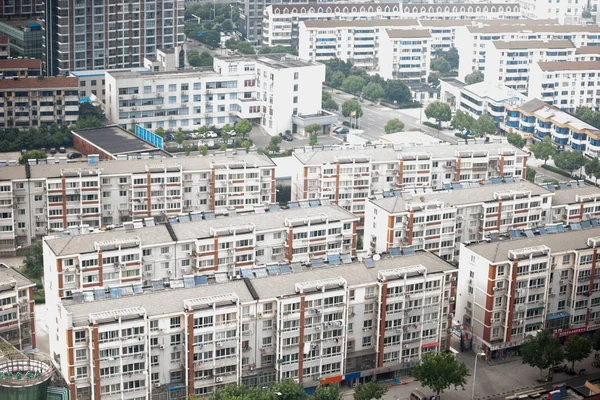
[{"x1": 471, "y1": 352, "x2": 485, "y2": 400}]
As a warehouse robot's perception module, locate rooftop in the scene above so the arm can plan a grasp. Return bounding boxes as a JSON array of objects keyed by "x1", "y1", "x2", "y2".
[
  {"x1": 0, "y1": 264, "x2": 35, "y2": 289},
  {"x1": 462, "y1": 81, "x2": 526, "y2": 104},
  {"x1": 534, "y1": 106, "x2": 599, "y2": 133},
  {"x1": 370, "y1": 180, "x2": 552, "y2": 213},
  {"x1": 62, "y1": 251, "x2": 455, "y2": 327},
  {"x1": 302, "y1": 19, "x2": 418, "y2": 29},
  {"x1": 518, "y1": 98, "x2": 548, "y2": 113},
  {"x1": 386, "y1": 29, "x2": 431, "y2": 39},
  {"x1": 0, "y1": 58, "x2": 40, "y2": 70},
  {"x1": 466, "y1": 226, "x2": 600, "y2": 262},
  {"x1": 537, "y1": 60, "x2": 600, "y2": 72},
  {"x1": 576, "y1": 46, "x2": 600, "y2": 55},
  {"x1": 0, "y1": 76, "x2": 77, "y2": 89},
  {"x1": 270, "y1": 2, "x2": 398, "y2": 12},
  {"x1": 44, "y1": 204, "x2": 357, "y2": 256},
  {"x1": 73, "y1": 126, "x2": 169, "y2": 157},
  {"x1": 492, "y1": 39, "x2": 575, "y2": 50},
  {"x1": 551, "y1": 185, "x2": 600, "y2": 205},
  {"x1": 220, "y1": 53, "x2": 319, "y2": 69},
  {"x1": 465, "y1": 19, "x2": 600, "y2": 33},
  {"x1": 69, "y1": 67, "x2": 150, "y2": 78}
]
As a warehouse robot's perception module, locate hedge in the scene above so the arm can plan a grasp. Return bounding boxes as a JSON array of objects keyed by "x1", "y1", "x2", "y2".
[
  {"x1": 423, "y1": 121, "x2": 441, "y2": 130},
  {"x1": 541, "y1": 164, "x2": 572, "y2": 178},
  {"x1": 380, "y1": 101, "x2": 422, "y2": 110}
]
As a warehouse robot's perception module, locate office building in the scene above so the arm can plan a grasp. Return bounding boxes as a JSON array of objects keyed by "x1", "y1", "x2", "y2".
[
  {"x1": 455, "y1": 21, "x2": 600, "y2": 81},
  {"x1": 501, "y1": 98, "x2": 600, "y2": 156},
  {"x1": 104, "y1": 54, "x2": 334, "y2": 137},
  {"x1": 0, "y1": 263, "x2": 36, "y2": 351},
  {"x1": 0, "y1": 76, "x2": 78, "y2": 130},
  {"x1": 0, "y1": 20, "x2": 42, "y2": 59},
  {"x1": 0, "y1": 153, "x2": 276, "y2": 253},
  {"x1": 50, "y1": 250, "x2": 456, "y2": 399},
  {"x1": 457, "y1": 226, "x2": 600, "y2": 357},
  {"x1": 41, "y1": 0, "x2": 185, "y2": 76},
  {"x1": 289, "y1": 144, "x2": 528, "y2": 223},
  {"x1": 483, "y1": 40, "x2": 576, "y2": 93},
  {"x1": 529, "y1": 61, "x2": 600, "y2": 113},
  {"x1": 268, "y1": 3, "x2": 520, "y2": 50},
  {"x1": 364, "y1": 180, "x2": 554, "y2": 261},
  {"x1": 0, "y1": 58, "x2": 41, "y2": 77}
]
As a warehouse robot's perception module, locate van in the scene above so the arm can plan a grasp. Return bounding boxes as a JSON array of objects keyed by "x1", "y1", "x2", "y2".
[{"x1": 410, "y1": 391, "x2": 428, "y2": 400}]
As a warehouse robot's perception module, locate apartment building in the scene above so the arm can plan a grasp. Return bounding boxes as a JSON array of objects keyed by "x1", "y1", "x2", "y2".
[
  {"x1": 51, "y1": 250, "x2": 456, "y2": 399},
  {"x1": 529, "y1": 61, "x2": 600, "y2": 113},
  {"x1": 0, "y1": 153, "x2": 276, "y2": 252},
  {"x1": 365, "y1": 180, "x2": 554, "y2": 261},
  {"x1": 105, "y1": 54, "x2": 332, "y2": 137},
  {"x1": 457, "y1": 226, "x2": 600, "y2": 358},
  {"x1": 266, "y1": 3, "x2": 520, "y2": 50},
  {"x1": 0, "y1": 263, "x2": 36, "y2": 351},
  {"x1": 501, "y1": 98, "x2": 600, "y2": 156},
  {"x1": 483, "y1": 40, "x2": 576, "y2": 93},
  {"x1": 290, "y1": 144, "x2": 528, "y2": 223},
  {"x1": 575, "y1": 46, "x2": 600, "y2": 62},
  {"x1": 378, "y1": 29, "x2": 431, "y2": 82},
  {"x1": 550, "y1": 182, "x2": 600, "y2": 225},
  {"x1": 0, "y1": 0, "x2": 42, "y2": 18},
  {"x1": 0, "y1": 58, "x2": 41, "y2": 78},
  {"x1": 0, "y1": 76, "x2": 79, "y2": 130},
  {"x1": 518, "y1": 0, "x2": 584, "y2": 24},
  {"x1": 41, "y1": 0, "x2": 185, "y2": 76},
  {"x1": 0, "y1": 36, "x2": 8, "y2": 59},
  {"x1": 455, "y1": 20, "x2": 600, "y2": 81}
]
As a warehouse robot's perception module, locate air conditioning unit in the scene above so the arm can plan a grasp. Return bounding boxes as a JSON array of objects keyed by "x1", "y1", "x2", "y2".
[
  {"x1": 215, "y1": 377, "x2": 223, "y2": 383},
  {"x1": 154, "y1": 383, "x2": 161, "y2": 388},
  {"x1": 159, "y1": 345, "x2": 165, "y2": 350}
]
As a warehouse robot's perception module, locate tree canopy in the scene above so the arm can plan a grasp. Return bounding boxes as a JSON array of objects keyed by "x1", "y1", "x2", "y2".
[
  {"x1": 305, "y1": 123, "x2": 322, "y2": 136},
  {"x1": 384, "y1": 119, "x2": 405, "y2": 134},
  {"x1": 187, "y1": 50, "x2": 214, "y2": 67},
  {"x1": 19, "y1": 149, "x2": 47, "y2": 165},
  {"x1": 322, "y1": 91, "x2": 339, "y2": 111},
  {"x1": 384, "y1": 80, "x2": 411, "y2": 104},
  {"x1": 431, "y1": 57, "x2": 452, "y2": 74},
  {"x1": 521, "y1": 330, "x2": 564, "y2": 380},
  {"x1": 565, "y1": 334, "x2": 592, "y2": 371},
  {"x1": 576, "y1": 106, "x2": 600, "y2": 129},
  {"x1": 585, "y1": 157, "x2": 600, "y2": 184},
  {"x1": 530, "y1": 137, "x2": 556, "y2": 165},
  {"x1": 342, "y1": 99, "x2": 363, "y2": 119},
  {"x1": 23, "y1": 243, "x2": 44, "y2": 280},
  {"x1": 234, "y1": 119, "x2": 252, "y2": 137},
  {"x1": 425, "y1": 102, "x2": 452, "y2": 128},
  {"x1": 452, "y1": 110, "x2": 476, "y2": 132},
  {"x1": 259, "y1": 46, "x2": 298, "y2": 56},
  {"x1": 362, "y1": 82, "x2": 385, "y2": 101},
  {"x1": 507, "y1": 133, "x2": 525, "y2": 148},
  {"x1": 465, "y1": 70, "x2": 484, "y2": 85},
  {"x1": 472, "y1": 114, "x2": 496, "y2": 137},
  {"x1": 353, "y1": 381, "x2": 388, "y2": 400},
  {"x1": 412, "y1": 352, "x2": 470, "y2": 396},
  {"x1": 554, "y1": 151, "x2": 586, "y2": 176},
  {"x1": 342, "y1": 75, "x2": 366, "y2": 95}
]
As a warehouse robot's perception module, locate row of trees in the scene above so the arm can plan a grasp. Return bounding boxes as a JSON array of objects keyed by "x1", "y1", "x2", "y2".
[
  {"x1": 451, "y1": 110, "x2": 496, "y2": 137},
  {"x1": 522, "y1": 330, "x2": 600, "y2": 380},
  {"x1": 428, "y1": 48, "x2": 460, "y2": 87},
  {"x1": 184, "y1": 3, "x2": 239, "y2": 48},
  {"x1": 187, "y1": 50, "x2": 214, "y2": 67},
  {"x1": 576, "y1": 106, "x2": 600, "y2": 130},
  {"x1": 325, "y1": 59, "x2": 414, "y2": 105}
]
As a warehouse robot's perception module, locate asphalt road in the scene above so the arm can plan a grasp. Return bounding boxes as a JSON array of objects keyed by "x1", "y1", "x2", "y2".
[
  {"x1": 185, "y1": 39, "x2": 223, "y2": 57},
  {"x1": 326, "y1": 88, "x2": 458, "y2": 144}
]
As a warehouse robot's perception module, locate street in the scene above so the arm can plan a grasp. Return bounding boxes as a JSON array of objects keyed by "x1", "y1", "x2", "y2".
[
  {"x1": 326, "y1": 88, "x2": 458, "y2": 144},
  {"x1": 185, "y1": 39, "x2": 223, "y2": 58}
]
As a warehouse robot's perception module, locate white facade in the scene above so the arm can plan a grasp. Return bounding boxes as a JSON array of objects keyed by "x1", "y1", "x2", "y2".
[
  {"x1": 529, "y1": 60, "x2": 600, "y2": 113},
  {"x1": 51, "y1": 251, "x2": 456, "y2": 399},
  {"x1": 0, "y1": 264, "x2": 36, "y2": 351},
  {"x1": 518, "y1": 0, "x2": 584, "y2": 24},
  {"x1": 455, "y1": 21, "x2": 600, "y2": 81},
  {"x1": 364, "y1": 180, "x2": 554, "y2": 261},
  {"x1": 0, "y1": 154, "x2": 276, "y2": 253},
  {"x1": 457, "y1": 227, "x2": 600, "y2": 357},
  {"x1": 104, "y1": 54, "x2": 330, "y2": 137},
  {"x1": 378, "y1": 29, "x2": 431, "y2": 82},
  {"x1": 484, "y1": 40, "x2": 576, "y2": 93}
]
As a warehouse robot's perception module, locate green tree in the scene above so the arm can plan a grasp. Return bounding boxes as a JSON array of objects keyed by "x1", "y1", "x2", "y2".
[
  {"x1": 270, "y1": 379, "x2": 307, "y2": 400},
  {"x1": 203, "y1": 21, "x2": 214, "y2": 31},
  {"x1": 221, "y1": 20, "x2": 233, "y2": 31},
  {"x1": 555, "y1": 150, "x2": 586, "y2": 177},
  {"x1": 530, "y1": 136, "x2": 556, "y2": 165},
  {"x1": 583, "y1": 9, "x2": 592, "y2": 18},
  {"x1": 431, "y1": 57, "x2": 452, "y2": 74},
  {"x1": 305, "y1": 123, "x2": 322, "y2": 136},
  {"x1": 384, "y1": 118, "x2": 405, "y2": 134},
  {"x1": 188, "y1": 50, "x2": 213, "y2": 67},
  {"x1": 424, "y1": 102, "x2": 452, "y2": 129},
  {"x1": 342, "y1": 75, "x2": 366, "y2": 95},
  {"x1": 23, "y1": 243, "x2": 44, "y2": 280},
  {"x1": 322, "y1": 91, "x2": 339, "y2": 111},
  {"x1": 353, "y1": 381, "x2": 387, "y2": 400},
  {"x1": 585, "y1": 157, "x2": 600, "y2": 184},
  {"x1": 313, "y1": 383, "x2": 342, "y2": 400},
  {"x1": 173, "y1": 131, "x2": 185, "y2": 145},
  {"x1": 465, "y1": 70, "x2": 484, "y2": 84},
  {"x1": 234, "y1": 119, "x2": 252, "y2": 137},
  {"x1": 444, "y1": 47, "x2": 459, "y2": 70},
  {"x1": 236, "y1": 41, "x2": 255, "y2": 55},
  {"x1": 342, "y1": 99, "x2": 363, "y2": 122},
  {"x1": 565, "y1": 334, "x2": 592, "y2": 371},
  {"x1": 472, "y1": 114, "x2": 496, "y2": 137},
  {"x1": 451, "y1": 110, "x2": 476, "y2": 131},
  {"x1": 154, "y1": 127, "x2": 165, "y2": 138},
  {"x1": 309, "y1": 135, "x2": 318, "y2": 146},
  {"x1": 428, "y1": 72, "x2": 440, "y2": 87},
  {"x1": 328, "y1": 71, "x2": 346, "y2": 89},
  {"x1": 384, "y1": 80, "x2": 411, "y2": 104},
  {"x1": 526, "y1": 166, "x2": 537, "y2": 183},
  {"x1": 507, "y1": 133, "x2": 525, "y2": 148},
  {"x1": 218, "y1": 144, "x2": 228, "y2": 151},
  {"x1": 521, "y1": 330, "x2": 564, "y2": 380},
  {"x1": 267, "y1": 136, "x2": 282, "y2": 154},
  {"x1": 19, "y1": 149, "x2": 47, "y2": 165},
  {"x1": 199, "y1": 30, "x2": 220, "y2": 47},
  {"x1": 362, "y1": 82, "x2": 385, "y2": 101},
  {"x1": 412, "y1": 352, "x2": 470, "y2": 397},
  {"x1": 241, "y1": 140, "x2": 252, "y2": 151},
  {"x1": 577, "y1": 106, "x2": 600, "y2": 129},
  {"x1": 225, "y1": 38, "x2": 238, "y2": 50},
  {"x1": 198, "y1": 145, "x2": 208, "y2": 156},
  {"x1": 258, "y1": 46, "x2": 298, "y2": 56}
]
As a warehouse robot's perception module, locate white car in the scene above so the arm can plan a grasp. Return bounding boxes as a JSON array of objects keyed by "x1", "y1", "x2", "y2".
[
  {"x1": 205, "y1": 131, "x2": 218, "y2": 138},
  {"x1": 227, "y1": 130, "x2": 237, "y2": 136}
]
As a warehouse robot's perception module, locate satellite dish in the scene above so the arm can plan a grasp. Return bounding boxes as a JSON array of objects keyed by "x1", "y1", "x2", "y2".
[{"x1": 373, "y1": 254, "x2": 381, "y2": 261}]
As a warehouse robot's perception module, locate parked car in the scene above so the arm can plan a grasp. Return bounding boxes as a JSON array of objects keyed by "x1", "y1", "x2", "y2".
[
  {"x1": 226, "y1": 130, "x2": 237, "y2": 136},
  {"x1": 67, "y1": 152, "x2": 82, "y2": 159},
  {"x1": 49, "y1": 148, "x2": 57, "y2": 155},
  {"x1": 40, "y1": 147, "x2": 46, "y2": 153},
  {"x1": 280, "y1": 132, "x2": 293, "y2": 141},
  {"x1": 165, "y1": 133, "x2": 174, "y2": 141},
  {"x1": 20, "y1": 149, "x2": 27, "y2": 155},
  {"x1": 59, "y1": 147, "x2": 66, "y2": 153},
  {"x1": 335, "y1": 128, "x2": 349, "y2": 135},
  {"x1": 205, "y1": 131, "x2": 218, "y2": 138}
]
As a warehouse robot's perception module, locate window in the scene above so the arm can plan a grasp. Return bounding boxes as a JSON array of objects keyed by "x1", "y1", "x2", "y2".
[
  {"x1": 170, "y1": 317, "x2": 181, "y2": 328},
  {"x1": 362, "y1": 336, "x2": 372, "y2": 347}
]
